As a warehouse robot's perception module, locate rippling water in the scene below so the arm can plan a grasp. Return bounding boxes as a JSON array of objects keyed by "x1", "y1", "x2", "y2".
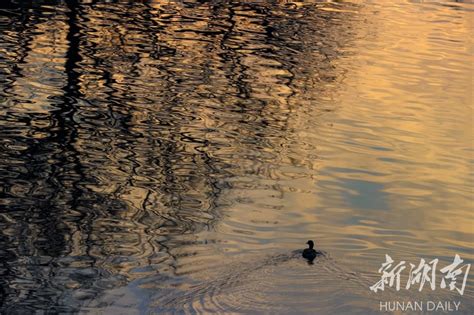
[{"x1": 0, "y1": 0, "x2": 472, "y2": 313}]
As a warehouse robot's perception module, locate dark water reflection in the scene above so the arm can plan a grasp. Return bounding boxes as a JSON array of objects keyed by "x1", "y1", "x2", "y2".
[{"x1": 0, "y1": 0, "x2": 472, "y2": 313}]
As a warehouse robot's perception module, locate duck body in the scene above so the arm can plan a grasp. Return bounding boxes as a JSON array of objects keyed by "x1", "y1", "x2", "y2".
[{"x1": 302, "y1": 247, "x2": 318, "y2": 261}]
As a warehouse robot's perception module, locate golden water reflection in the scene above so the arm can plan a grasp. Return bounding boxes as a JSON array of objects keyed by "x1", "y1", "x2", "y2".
[{"x1": 0, "y1": 0, "x2": 472, "y2": 313}]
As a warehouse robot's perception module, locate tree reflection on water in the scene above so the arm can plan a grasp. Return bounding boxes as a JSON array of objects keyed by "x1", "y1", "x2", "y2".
[{"x1": 0, "y1": 0, "x2": 354, "y2": 312}]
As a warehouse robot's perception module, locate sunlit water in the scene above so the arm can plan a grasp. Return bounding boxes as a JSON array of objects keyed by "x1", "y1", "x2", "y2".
[{"x1": 0, "y1": 0, "x2": 472, "y2": 314}]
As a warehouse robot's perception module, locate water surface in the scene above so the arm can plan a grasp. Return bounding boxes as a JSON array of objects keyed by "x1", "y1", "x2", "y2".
[{"x1": 0, "y1": 0, "x2": 472, "y2": 313}]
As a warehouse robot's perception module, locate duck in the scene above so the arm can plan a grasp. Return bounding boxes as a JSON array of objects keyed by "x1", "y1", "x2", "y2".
[{"x1": 302, "y1": 240, "x2": 318, "y2": 262}]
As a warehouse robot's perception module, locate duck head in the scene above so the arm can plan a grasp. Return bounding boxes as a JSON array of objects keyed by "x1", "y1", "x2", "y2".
[{"x1": 306, "y1": 240, "x2": 314, "y2": 249}]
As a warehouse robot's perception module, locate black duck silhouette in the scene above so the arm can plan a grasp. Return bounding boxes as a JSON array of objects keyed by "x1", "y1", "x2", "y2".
[{"x1": 302, "y1": 240, "x2": 319, "y2": 263}]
